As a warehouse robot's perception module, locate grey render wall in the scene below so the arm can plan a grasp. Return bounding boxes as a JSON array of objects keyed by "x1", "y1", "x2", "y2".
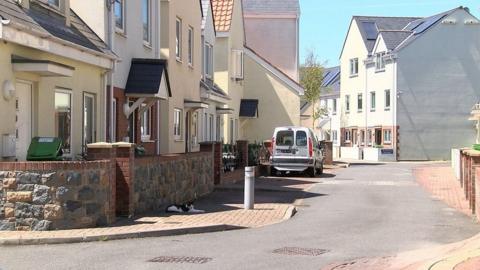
[
  {"x1": 244, "y1": 17, "x2": 299, "y2": 81},
  {"x1": 396, "y1": 9, "x2": 480, "y2": 160}
]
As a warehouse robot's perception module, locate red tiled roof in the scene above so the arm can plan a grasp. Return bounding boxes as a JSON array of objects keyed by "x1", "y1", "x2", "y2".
[{"x1": 211, "y1": 0, "x2": 234, "y2": 32}]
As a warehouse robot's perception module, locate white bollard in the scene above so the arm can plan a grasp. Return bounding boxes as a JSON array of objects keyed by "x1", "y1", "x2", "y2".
[{"x1": 244, "y1": 166, "x2": 255, "y2": 210}]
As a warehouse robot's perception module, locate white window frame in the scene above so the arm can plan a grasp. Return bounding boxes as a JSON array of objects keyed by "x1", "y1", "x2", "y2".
[
  {"x1": 140, "y1": 104, "x2": 152, "y2": 142},
  {"x1": 176, "y1": 18, "x2": 182, "y2": 61},
  {"x1": 385, "y1": 89, "x2": 391, "y2": 110},
  {"x1": 142, "y1": 0, "x2": 151, "y2": 44},
  {"x1": 112, "y1": 98, "x2": 117, "y2": 142},
  {"x1": 345, "y1": 130, "x2": 351, "y2": 142},
  {"x1": 209, "y1": 114, "x2": 214, "y2": 141},
  {"x1": 375, "y1": 52, "x2": 386, "y2": 71},
  {"x1": 47, "y1": 0, "x2": 60, "y2": 8},
  {"x1": 350, "y1": 58, "x2": 358, "y2": 76},
  {"x1": 345, "y1": 95, "x2": 350, "y2": 113},
  {"x1": 55, "y1": 89, "x2": 73, "y2": 155},
  {"x1": 370, "y1": 91, "x2": 376, "y2": 111},
  {"x1": 232, "y1": 49, "x2": 244, "y2": 80},
  {"x1": 83, "y1": 92, "x2": 96, "y2": 147},
  {"x1": 332, "y1": 99, "x2": 337, "y2": 115},
  {"x1": 357, "y1": 93, "x2": 363, "y2": 112},
  {"x1": 216, "y1": 115, "x2": 221, "y2": 142},
  {"x1": 204, "y1": 43, "x2": 214, "y2": 79},
  {"x1": 383, "y1": 129, "x2": 392, "y2": 144},
  {"x1": 332, "y1": 130, "x2": 338, "y2": 143},
  {"x1": 114, "y1": 0, "x2": 126, "y2": 34},
  {"x1": 173, "y1": 108, "x2": 183, "y2": 140},
  {"x1": 188, "y1": 26, "x2": 194, "y2": 66}
]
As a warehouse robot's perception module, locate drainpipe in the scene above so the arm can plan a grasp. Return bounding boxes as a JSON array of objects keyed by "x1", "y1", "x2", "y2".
[
  {"x1": 155, "y1": 0, "x2": 161, "y2": 155},
  {"x1": 364, "y1": 58, "x2": 368, "y2": 153},
  {"x1": 392, "y1": 55, "x2": 398, "y2": 160}
]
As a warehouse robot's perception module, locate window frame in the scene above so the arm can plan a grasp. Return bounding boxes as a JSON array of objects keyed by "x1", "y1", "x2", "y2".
[
  {"x1": 204, "y1": 43, "x2": 214, "y2": 79},
  {"x1": 55, "y1": 89, "x2": 73, "y2": 155},
  {"x1": 176, "y1": 18, "x2": 182, "y2": 61},
  {"x1": 345, "y1": 130, "x2": 351, "y2": 143},
  {"x1": 385, "y1": 89, "x2": 391, "y2": 110},
  {"x1": 140, "y1": 104, "x2": 152, "y2": 142},
  {"x1": 188, "y1": 26, "x2": 194, "y2": 66},
  {"x1": 114, "y1": 0, "x2": 126, "y2": 34},
  {"x1": 142, "y1": 0, "x2": 151, "y2": 44},
  {"x1": 375, "y1": 52, "x2": 386, "y2": 71},
  {"x1": 82, "y1": 92, "x2": 96, "y2": 148},
  {"x1": 349, "y1": 58, "x2": 359, "y2": 76},
  {"x1": 47, "y1": 0, "x2": 60, "y2": 8},
  {"x1": 345, "y1": 95, "x2": 350, "y2": 113},
  {"x1": 332, "y1": 98, "x2": 337, "y2": 115},
  {"x1": 232, "y1": 49, "x2": 244, "y2": 80},
  {"x1": 112, "y1": 98, "x2": 117, "y2": 142},
  {"x1": 370, "y1": 91, "x2": 376, "y2": 111},
  {"x1": 173, "y1": 108, "x2": 183, "y2": 140},
  {"x1": 383, "y1": 129, "x2": 392, "y2": 144},
  {"x1": 357, "y1": 93, "x2": 363, "y2": 112}
]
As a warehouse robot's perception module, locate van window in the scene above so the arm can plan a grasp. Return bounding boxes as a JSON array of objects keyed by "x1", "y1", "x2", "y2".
[
  {"x1": 276, "y1": 130, "x2": 294, "y2": 146},
  {"x1": 296, "y1": 131, "x2": 307, "y2": 146}
]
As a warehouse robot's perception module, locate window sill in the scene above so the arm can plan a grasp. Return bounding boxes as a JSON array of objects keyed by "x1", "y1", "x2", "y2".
[
  {"x1": 349, "y1": 74, "x2": 358, "y2": 78},
  {"x1": 385, "y1": 108, "x2": 391, "y2": 111},
  {"x1": 176, "y1": 57, "x2": 183, "y2": 63},
  {"x1": 375, "y1": 68, "x2": 386, "y2": 73},
  {"x1": 174, "y1": 139, "x2": 184, "y2": 142},
  {"x1": 370, "y1": 109, "x2": 376, "y2": 112},
  {"x1": 384, "y1": 142, "x2": 392, "y2": 145},
  {"x1": 115, "y1": 29, "x2": 127, "y2": 38},
  {"x1": 358, "y1": 110, "x2": 363, "y2": 113},
  {"x1": 143, "y1": 42, "x2": 152, "y2": 50},
  {"x1": 346, "y1": 111, "x2": 350, "y2": 114},
  {"x1": 188, "y1": 63, "x2": 194, "y2": 69}
]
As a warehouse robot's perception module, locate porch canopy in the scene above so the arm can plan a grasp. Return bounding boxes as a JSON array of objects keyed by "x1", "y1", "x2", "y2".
[
  {"x1": 239, "y1": 99, "x2": 259, "y2": 118},
  {"x1": 12, "y1": 55, "x2": 75, "y2": 77},
  {"x1": 184, "y1": 100, "x2": 209, "y2": 110},
  {"x1": 124, "y1": 59, "x2": 171, "y2": 117},
  {"x1": 216, "y1": 107, "x2": 234, "y2": 115}
]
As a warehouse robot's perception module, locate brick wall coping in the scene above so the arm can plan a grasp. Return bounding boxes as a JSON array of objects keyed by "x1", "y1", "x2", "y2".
[
  {"x1": 87, "y1": 142, "x2": 135, "y2": 149},
  {"x1": 135, "y1": 151, "x2": 212, "y2": 164},
  {"x1": 463, "y1": 149, "x2": 480, "y2": 157},
  {"x1": 0, "y1": 160, "x2": 111, "y2": 171}
]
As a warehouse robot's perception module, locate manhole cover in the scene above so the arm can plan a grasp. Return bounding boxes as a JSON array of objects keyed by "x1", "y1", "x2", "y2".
[
  {"x1": 148, "y1": 256, "x2": 212, "y2": 264},
  {"x1": 272, "y1": 247, "x2": 329, "y2": 256}
]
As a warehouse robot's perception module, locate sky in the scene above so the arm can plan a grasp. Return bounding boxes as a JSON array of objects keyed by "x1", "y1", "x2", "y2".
[{"x1": 300, "y1": 0, "x2": 480, "y2": 67}]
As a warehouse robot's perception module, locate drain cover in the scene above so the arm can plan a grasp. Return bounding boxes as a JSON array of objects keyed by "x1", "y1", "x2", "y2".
[
  {"x1": 148, "y1": 256, "x2": 212, "y2": 264},
  {"x1": 273, "y1": 247, "x2": 329, "y2": 256}
]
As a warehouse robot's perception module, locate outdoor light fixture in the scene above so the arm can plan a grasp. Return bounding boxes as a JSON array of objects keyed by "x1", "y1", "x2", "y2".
[
  {"x1": 0, "y1": 16, "x2": 10, "y2": 40},
  {"x1": 2, "y1": 80, "x2": 15, "y2": 101}
]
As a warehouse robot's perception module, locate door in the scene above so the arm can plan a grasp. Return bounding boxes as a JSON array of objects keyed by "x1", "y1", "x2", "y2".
[
  {"x1": 375, "y1": 129, "x2": 382, "y2": 146},
  {"x1": 295, "y1": 130, "x2": 309, "y2": 157},
  {"x1": 15, "y1": 81, "x2": 32, "y2": 160}
]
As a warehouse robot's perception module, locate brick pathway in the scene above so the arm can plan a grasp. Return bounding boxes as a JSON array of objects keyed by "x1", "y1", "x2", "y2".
[{"x1": 413, "y1": 164, "x2": 471, "y2": 217}]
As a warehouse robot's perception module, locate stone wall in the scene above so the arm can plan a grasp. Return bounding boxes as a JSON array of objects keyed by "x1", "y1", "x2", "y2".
[
  {"x1": 133, "y1": 152, "x2": 214, "y2": 214},
  {"x1": 0, "y1": 161, "x2": 115, "y2": 231}
]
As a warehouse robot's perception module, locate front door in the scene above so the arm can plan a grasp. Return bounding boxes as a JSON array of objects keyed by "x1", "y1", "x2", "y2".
[
  {"x1": 15, "y1": 81, "x2": 32, "y2": 161},
  {"x1": 375, "y1": 129, "x2": 382, "y2": 146}
]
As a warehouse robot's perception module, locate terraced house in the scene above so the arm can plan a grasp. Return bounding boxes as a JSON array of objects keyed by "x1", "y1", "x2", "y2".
[
  {"x1": 0, "y1": 0, "x2": 115, "y2": 161},
  {"x1": 339, "y1": 7, "x2": 480, "y2": 161}
]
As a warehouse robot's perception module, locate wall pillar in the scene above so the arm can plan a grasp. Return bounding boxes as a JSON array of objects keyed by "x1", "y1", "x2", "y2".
[{"x1": 236, "y1": 140, "x2": 249, "y2": 167}]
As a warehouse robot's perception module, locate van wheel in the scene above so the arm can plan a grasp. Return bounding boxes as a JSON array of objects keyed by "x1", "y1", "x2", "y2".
[
  {"x1": 317, "y1": 163, "x2": 324, "y2": 175},
  {"x1": 270, "y1": 166, "x2": 277, "y2": 176},
  {"x1": 307, "y1": 166, "x2": 316, "y2": 178}
]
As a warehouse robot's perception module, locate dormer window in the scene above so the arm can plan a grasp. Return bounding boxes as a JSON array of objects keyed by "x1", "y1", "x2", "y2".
[
  {"x1": 376, "y1": 52, "x2": 386, "y2": 71},
  {"x1": 48, "y1": 0, "x2": 59, "y2": 8}
]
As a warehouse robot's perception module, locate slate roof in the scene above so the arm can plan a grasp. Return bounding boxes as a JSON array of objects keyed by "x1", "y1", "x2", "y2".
[
  {"x1": 211, "y1": 0, "x2": 234, "y2": 32},
  {"x1": 378, "y1": 30, "x2": 412, "y2": 50},
  {"x1": 125, "y1": 59, "x2": 171, "y2": 97},
  {"x1": 243, "y1": 0, "x2": 299, "y2": 15},
  {"x1": 0, "y1": 0, "x2": 111, "y2": 56},
  {"x1": 239, "y1": 99, "x2": 259, "y2": 118},
  {"x1": 201, "y1": 0, "x2": 211, "y2": 30},
  {"x1": 200, "y1": 79, "x2": 230, "y2": 100}
]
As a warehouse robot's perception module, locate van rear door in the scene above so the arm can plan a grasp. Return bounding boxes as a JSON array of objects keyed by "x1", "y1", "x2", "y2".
[
  {"x1": 295, "y1": 130, "x2": 309, "y2": 157},
  {"x1": 275, "y1": 129, "x2": 295, "y2": 156}
]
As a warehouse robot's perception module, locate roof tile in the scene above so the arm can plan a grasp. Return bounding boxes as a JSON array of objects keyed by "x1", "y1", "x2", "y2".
[{"x1": 211, "y1": 0, "x2": 234, "y2": 32}]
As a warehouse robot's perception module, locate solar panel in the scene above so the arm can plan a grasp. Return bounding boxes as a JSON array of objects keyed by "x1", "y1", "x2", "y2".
[
  {"x1": 404, "y1": 19, "x2": 424, "y2": 31},
  {"x1": 323, "y1": 70, "x2": 340, "y2": 86},
  {"x1": 413, "y1": 13, "x2": 448, "y2": 35},
  {"x1": 362, "y1": 21, "x2": 378, "y2": 40}
]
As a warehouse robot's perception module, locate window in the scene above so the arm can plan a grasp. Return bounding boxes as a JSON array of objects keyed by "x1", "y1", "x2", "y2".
[
  {"x1": 48, "y1": 0, "x2": 59, "y2": 7},
  {"x1": 203, "y1": 112, "x2": 208, "y2": 141},
  {"x1": 83, "y1": 93, "x2": 96, "y2": 147},
  {"x1": 296, "y1": 131, "x2": 307, "y2": 146},
  {"x1": 383, "y1": 129, "x2": 392, "y2": 144},
  {"x1": 204, "y1": 43, "x2": 214, "y2": 79},
  {"x1": 112, "y1": 98, "x2": 117, "y2": 142},
  {"x1": 55, "y1": 91, "x2": 72, "y2": 154},
  {"x1": 142, "y1": 0, "x2": 150, "y2": 43},
  {"x1": 385, "y1": 89, "x2": 391, "y2": 110},
  {"x1": 367, "y1": 130, "x2": 372, "y2": 146},
  {"x1": 376, "y1": 52, "x2": 386, "y2": 71},
  {"x1": 188, "y1": 26, "x2": 194, "y2": 66},
  {"x1": 276, "y1": 130, "x2": 294, "y2": 146},
  {"x1": 192, "y1": 112, "x2": 198, "y2": 145},
  {"x1": 357, "y1": 94, "x2": 363, "y2": 112},
  {"x1": 332, "y1": 99, "x2": 337, "y2": 115},
  {"x1": 140, "y1": 105, "x2": 151, "y2": 141},
  {"x1": 216, "y1": 115, "x2": 221, "y2": 142},
  {"x1": 360, "y1": 130, "x2": 365, "y2": 145},
  {"x1": 114, "y1": 0, "x2": 125, "y2": 32},
  {"x1": 345, "y1": 130, "x2": 351, "y2": 142},
  {"x1": 350, "y1": 58, "x2": 358, "y2": 76},
  {"x1": 345, "y1": 95, "x2": 350, "y2": 113},
  {"x1": 209, "y1": 114, "x2": 214, "y2": 141},
  {"x1": 173, "y1": 108, "x2": 182, "y2": 140},
  {"x1": 176, "y1": 18, "x2": 182, "y2": 60},
  {"x1": 232, "y1": 50, "x2": 244, "y2": 80},
  {"x1": 332, "y1": 130, "x2": 338, "y2": 143},
  {"x1": 370, "y1": 91, "x2": 376, "y2": 111}
]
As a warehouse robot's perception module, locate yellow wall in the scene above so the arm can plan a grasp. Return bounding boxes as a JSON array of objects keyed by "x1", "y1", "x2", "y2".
[
  {"x1": 242, "y1": 55, "x2": 301, "y2": 143},
  {"x1": 160, "y1": 0, "x2": 203, "y2": 153},
  {"x1": 0, "y1": 42, "x2": 105, "y2": 159}
]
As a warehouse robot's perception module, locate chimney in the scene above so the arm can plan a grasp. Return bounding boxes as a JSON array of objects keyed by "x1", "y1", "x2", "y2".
[{"x1": 62, "y1": 0, "x2": 71, "y2": 27}]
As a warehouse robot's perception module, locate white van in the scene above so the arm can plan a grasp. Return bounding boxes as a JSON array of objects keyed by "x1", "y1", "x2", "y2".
[{"x1": 270, "y1": 126, "x2": 324, "y2": 177}]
